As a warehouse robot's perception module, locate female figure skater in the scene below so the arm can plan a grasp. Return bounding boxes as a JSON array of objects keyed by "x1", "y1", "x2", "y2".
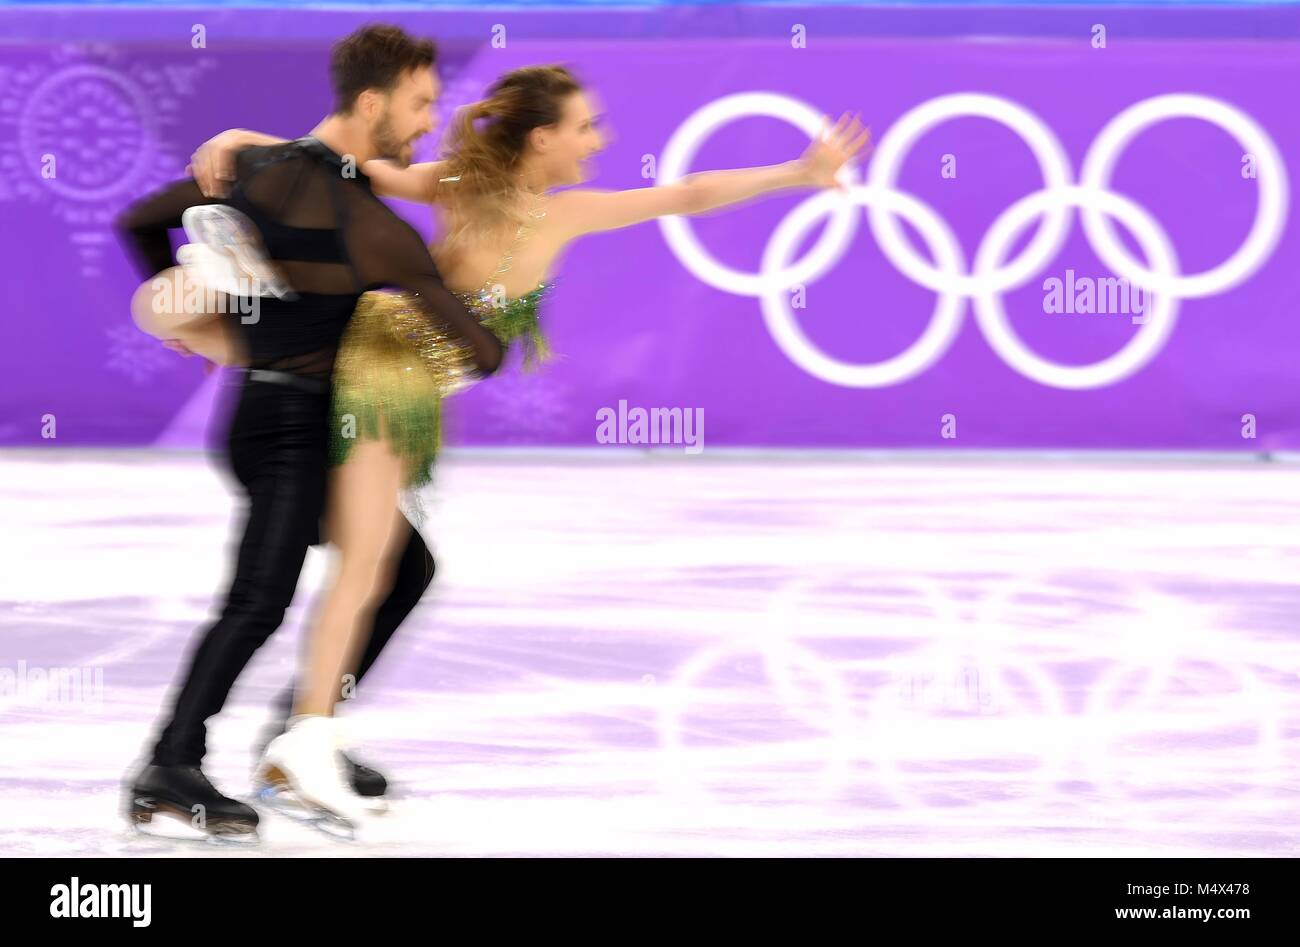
[{"x1": 149, "y1": 65, "x2": 869, "y2": 831}]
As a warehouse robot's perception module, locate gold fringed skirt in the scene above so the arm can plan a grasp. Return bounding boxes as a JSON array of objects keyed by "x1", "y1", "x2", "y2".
[
  {"x1": 329, "y1": 291, "x2": 477, "y2": 491},
  {"x1": 328, "y1": 288, "x2": 553, "y2": 492}
]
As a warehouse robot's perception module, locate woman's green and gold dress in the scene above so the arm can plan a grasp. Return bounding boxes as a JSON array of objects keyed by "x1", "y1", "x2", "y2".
[{"x1": 327, "y1": 279, "x2": 554, "y2": 495}]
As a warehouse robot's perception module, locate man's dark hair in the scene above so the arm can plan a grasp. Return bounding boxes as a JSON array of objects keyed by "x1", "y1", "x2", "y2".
[{"x1": 330, "y1": 24, "x2": 437, "y2": 114}]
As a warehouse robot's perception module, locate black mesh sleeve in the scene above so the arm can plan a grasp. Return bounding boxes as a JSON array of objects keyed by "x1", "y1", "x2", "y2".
[
  {"x1": 358, "y1": 217, "x2": 505, "y2": 377},
  {"x1": 114, "y1": 178, "x2": 220, "y2": 280}
]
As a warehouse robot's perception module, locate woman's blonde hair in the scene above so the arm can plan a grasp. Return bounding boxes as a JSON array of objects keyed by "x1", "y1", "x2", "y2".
[{"x1": 436, "y1": 65, "x2": 583, "y2": 250}]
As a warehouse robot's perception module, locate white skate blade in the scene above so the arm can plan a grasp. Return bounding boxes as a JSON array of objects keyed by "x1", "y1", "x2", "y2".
[
  {"x1": 254, "y1": 782, "x2": 319, "y2": 822},
  {"x1": 254, "y1": 772, "x2": 364, "y2": 840},
  {"x1": 257, "y1": 784, "x2": 361, "y2": 840},
  {"x1": 130, "y1": 803, "x2": 259, "y2": 845}
]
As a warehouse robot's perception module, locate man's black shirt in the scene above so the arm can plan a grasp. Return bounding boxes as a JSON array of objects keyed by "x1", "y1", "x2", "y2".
[{"x1": 116, "y1": 136, "x2": 503, "y2": 381}]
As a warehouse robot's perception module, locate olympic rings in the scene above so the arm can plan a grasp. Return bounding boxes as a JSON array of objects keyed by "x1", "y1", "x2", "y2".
[{"x1": 657, "y1": 92, "x2": 1287, "y2": 389}]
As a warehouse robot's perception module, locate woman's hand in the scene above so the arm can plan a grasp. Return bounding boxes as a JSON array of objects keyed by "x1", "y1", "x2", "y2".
[
  {"x1": 799, "y1": 112, "x2": 872, "y2": 189},
  {"x1": 187, "y1": 129, "x2": 252, "y2": 197},
  {"x1": 187, "y1": 128, "x2": 287, "y2": 197}
]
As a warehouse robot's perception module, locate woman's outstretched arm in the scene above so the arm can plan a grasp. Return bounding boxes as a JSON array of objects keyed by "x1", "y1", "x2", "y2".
[
  {"x1": 551, "y1": 112, "x2": 870, "y2": 241},
  {"x1": 188, "y1": 128, "x2": 449, "y2": 202},
  {"x1": 363, "y1": 160, "x2": 451, "y2": 204}
]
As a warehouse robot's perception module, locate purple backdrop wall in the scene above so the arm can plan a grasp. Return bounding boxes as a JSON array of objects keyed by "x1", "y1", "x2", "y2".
[{"x1": 2, "y1": 9, "x2": 1297, "y2": 449}]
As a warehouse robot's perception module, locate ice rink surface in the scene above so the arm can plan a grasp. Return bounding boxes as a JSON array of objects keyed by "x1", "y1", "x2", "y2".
[{"x1": 2, "y1": 449, "x2": 1297, "y2": 857}]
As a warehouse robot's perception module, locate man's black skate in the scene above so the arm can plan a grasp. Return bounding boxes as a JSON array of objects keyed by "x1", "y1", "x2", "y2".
[
  {"x1": 127, "y1": 763, "x2": 259, "y2": 842},
  {"x1": 344, "y1": 753, "x2": 387, "y2": 797}
]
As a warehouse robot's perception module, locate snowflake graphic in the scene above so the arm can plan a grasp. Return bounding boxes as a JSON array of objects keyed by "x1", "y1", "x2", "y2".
[
  {"x1": 0, "y1": 46, "x2": 215, "y2": 275},
  {"x1": 479, "y1": 358, "x2": 574, "y2": 443},
  {"x1": 104, "y1": 324, "x2": 174, "y2": 385},
  {"x1": 401, "y1": 60, "x2": 498, "y2": 166}
]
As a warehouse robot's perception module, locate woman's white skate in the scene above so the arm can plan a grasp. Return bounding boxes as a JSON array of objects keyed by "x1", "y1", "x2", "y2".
[
  {"x1": 177, "y1": 204, "x2": 296, "y2": 300},
  {"x1": 253, "y1": 715, "x2": 372, "y2": 840}
]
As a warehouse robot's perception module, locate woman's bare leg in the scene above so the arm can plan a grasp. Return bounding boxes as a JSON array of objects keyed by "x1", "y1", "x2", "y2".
[
  {"x1": 294, "y1": 429, "x2": 411, "y2": 716},
  {"x1": 131, "y1": 266, "x2": 247, "y2": 366}
]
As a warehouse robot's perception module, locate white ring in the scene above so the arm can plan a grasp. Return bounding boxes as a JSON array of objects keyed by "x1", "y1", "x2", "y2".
[
  {"x1": 866, "y1": 93, "x2": 1074, "y2": 296},
  {"x1": 1080, "y1": 94, "x2": 1289, "y2": 298},
  {"x1": 760, "y1": 186, "x2": 967, "y2": 387},
  {"x1": 972, "y1": 185, "x2": 1180, "y2": 389},
  {"x1": 655, "y1": 91, "x2": 1287, "y2": 390},
  {"x1": 657, "y1": 92, "x2": 861, "y2": 296}
]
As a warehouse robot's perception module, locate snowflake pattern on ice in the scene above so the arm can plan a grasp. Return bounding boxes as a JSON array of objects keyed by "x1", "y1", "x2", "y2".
[{"x1": 104, "y1": 324, "x2": 174, "y2": 385}]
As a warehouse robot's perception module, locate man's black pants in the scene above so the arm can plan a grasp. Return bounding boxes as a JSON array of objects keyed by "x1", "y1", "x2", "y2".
[{"x1": 150, "y1": 371, "x2": 434, "y2": 767}]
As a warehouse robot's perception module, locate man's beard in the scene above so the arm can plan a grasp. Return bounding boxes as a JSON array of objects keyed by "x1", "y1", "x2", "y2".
[{"x1": 374, "y1": 111, "x2": 415, "y2": 167}]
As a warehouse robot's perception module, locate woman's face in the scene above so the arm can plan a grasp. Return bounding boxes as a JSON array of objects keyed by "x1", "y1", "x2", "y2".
[{"x1": 536, "y1": 91, "x2": 605, "y2": 186}]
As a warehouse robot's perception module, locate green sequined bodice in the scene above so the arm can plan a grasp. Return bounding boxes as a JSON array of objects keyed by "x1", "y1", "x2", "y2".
[
  {"x1": 453, "y1": 279, "x2": 555, "y2": 368},
  {"x1": 330, "y1": 192, "x2": 558, "y2": 510}
]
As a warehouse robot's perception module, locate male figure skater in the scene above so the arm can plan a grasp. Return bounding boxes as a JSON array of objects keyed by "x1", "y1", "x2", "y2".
[{"x1": 115, "y1": 24, "x2": 502, "y2": 839}]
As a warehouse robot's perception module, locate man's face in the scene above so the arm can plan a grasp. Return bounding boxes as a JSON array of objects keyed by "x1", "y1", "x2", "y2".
[{"x1": 371, "y1": 65, "x2": 439, "y2": 166}]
